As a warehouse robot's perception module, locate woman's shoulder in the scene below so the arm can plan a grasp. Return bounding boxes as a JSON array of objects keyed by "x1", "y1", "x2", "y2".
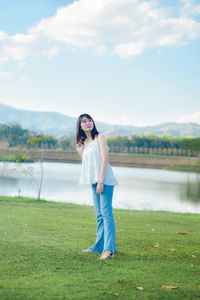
[
  {"x1": 97, "y1": 133, "x2": 108, "y2": 148},
  {"x1": 97, "y1": 133, "x2": 106, "y2": 140}
]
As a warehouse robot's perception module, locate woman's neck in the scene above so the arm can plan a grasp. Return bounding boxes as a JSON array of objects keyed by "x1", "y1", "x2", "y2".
[{"x1": 85, "y1": 132, "x2": 92, "y2": 140}]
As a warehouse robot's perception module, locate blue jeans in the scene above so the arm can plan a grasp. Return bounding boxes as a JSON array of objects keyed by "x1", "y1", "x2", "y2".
[{"x1": 89, "y1": 182, "x2": 117, "y2": 254}]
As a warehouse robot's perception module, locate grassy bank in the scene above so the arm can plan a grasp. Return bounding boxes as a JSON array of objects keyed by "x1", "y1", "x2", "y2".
[
  {"x1": 0, "y1": 196, "x2": 200, "y2": 299},
  {"x1": 164, "y1": 165, "x2": 200, "y2": 173}
]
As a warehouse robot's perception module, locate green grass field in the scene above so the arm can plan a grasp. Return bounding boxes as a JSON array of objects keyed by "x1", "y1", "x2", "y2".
[{"x1": 0, "y1": 196, "x2": 200, "y2": 299}]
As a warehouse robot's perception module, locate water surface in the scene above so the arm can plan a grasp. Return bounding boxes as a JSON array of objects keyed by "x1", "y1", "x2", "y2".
[{"x1": 0, "y1": 162, "x2": 200, "y2": 214}]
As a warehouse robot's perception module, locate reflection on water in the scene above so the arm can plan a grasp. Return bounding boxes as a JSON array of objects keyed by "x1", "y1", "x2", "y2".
[
  {"x1": 0, "y1": 162, "x2": 200, "y2": 214},
  {"x1": 180, "y1": 173, "x2": 200, "y2": 204}
]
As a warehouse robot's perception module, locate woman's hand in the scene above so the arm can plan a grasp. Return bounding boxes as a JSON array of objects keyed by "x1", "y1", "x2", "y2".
[
  {"x1": 76, "y1": 142, "x2": 84, "y2": 155},
  {"x1": 96, "y1": 183, "x2": 104, "y2": 194}
]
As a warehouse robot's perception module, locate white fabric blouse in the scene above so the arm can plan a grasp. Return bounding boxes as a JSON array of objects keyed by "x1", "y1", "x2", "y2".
[{"x1": 79, "y1": 138, "x2": 119, "y2": 186}]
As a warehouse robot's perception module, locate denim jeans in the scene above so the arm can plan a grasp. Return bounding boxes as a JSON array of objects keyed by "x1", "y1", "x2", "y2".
[{"x1": 89, "y1": 182, "x2": 117, "y2": 254}]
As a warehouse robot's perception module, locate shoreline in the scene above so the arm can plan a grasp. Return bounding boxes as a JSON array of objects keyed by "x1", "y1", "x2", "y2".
[
  {"x1": 1, "y1": 196, "x2": 200, "y2": 215},
  {"x1": 1, "y1": 150, "x2": 200, "y2": 173},
  {"x1": 34, "y1": 158, "x2": 200, "y2": 173}
]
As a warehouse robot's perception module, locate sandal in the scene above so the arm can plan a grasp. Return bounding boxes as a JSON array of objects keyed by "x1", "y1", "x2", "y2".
[{"x1": 98, "y1": 250, "x2": 115, "y2": 260}]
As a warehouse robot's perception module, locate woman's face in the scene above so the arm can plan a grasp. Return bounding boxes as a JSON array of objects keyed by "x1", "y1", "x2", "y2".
[{"x1": 80, "y1": 117, "x2": 94, "y2": 132}]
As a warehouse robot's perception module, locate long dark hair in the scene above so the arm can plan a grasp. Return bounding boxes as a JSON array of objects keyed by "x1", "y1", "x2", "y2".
[{"x1": 76, "y1": 113, "x2": 100, "y2": 144}]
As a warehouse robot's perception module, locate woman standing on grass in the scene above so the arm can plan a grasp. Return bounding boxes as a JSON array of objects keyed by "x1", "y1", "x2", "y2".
[{"x1": 76, "y1": 113, "x2": 119, "y2": 260}]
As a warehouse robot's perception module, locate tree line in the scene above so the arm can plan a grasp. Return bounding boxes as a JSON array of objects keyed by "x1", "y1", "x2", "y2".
[{"x1": 0, "y1": 123, "x2": 200, "y2": 157}]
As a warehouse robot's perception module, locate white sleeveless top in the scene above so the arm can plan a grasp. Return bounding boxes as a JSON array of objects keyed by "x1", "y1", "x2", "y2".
[{"x1": 79, "y1": 138, "x2": 119, "y2": 186}]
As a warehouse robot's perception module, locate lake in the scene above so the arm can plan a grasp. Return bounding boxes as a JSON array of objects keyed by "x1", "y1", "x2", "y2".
[{"x1": 0, "y1": 162, "x2": 200, "y2": 214}]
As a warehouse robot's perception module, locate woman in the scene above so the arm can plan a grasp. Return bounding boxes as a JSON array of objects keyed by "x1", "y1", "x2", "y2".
[{"x1": 76, "y1": 113, "x2": 119, "y2": 260}]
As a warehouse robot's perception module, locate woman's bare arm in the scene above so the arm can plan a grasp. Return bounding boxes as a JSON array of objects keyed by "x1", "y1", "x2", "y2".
[
  {"x1": 97, "y1": 133, "x2": 109, "y2": 183},
  {"x1": 76, "y1": 142, "x2": 84, "y2": 158}
]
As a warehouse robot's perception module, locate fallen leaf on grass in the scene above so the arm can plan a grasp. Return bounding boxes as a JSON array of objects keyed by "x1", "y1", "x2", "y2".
[
  {"x1": 153, "y1": 243, "x2": 160, "y2": 248},
  {"x1": 194, "y1": 271, "x2": 200, "y2": 274},
  {"x1": 136, "y1": 287, "x2": 144, "y2": 291},
  {"x1": 106, "y1": 291, "x2": 119, "y2": 296},
  {"x1": 117, "y1": 280, "x2": 123, "y2": 284},
  {"x1": 56, "y1": 267, "x2": 61, "y2": 269},
  {"x1": 106, "y1": 291, "x2": 112, "y2": 295},
  {"x1": 192, "y1": 255, "x2": 196, "y2": 258},
  {"x1": 177, "y1": 232, "x2": 187, "y2": 235},
  {"x1": 162, "y1": 286, "x2": 179, "y2": 290},
  {"x1": 171, "y1": 248, "x2": 176, "y2": 252}
]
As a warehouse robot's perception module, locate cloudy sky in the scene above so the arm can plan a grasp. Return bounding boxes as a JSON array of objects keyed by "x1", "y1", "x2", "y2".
[{"x1": 0, "y1": 0, "x2": 200, "y2": 126}]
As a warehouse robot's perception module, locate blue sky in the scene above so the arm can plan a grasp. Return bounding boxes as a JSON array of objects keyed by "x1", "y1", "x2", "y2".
[{"x1": 0, "y1": 0, "x2": 200, "y2": 127}]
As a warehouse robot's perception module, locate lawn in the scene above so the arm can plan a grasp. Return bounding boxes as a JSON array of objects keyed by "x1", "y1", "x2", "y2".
[{"x1": 0, "y1": 196, "x2": 200, "y2": 299}]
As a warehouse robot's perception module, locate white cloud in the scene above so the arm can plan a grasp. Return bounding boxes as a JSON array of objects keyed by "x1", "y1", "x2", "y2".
[
  {"x1": 3, "y1": 45, "x2": 28, "y2": 61},
  {"x1": 18, "y1": 61, "x2": 26, "y2": 70},
  {"x1": 0, "y1": 56, "x2": 9, "y2": 65},
  {"x1": 48, "y1": 47, "x2": 60, "y2": 60},
  {"x1": 94, "y1": 45, "x2": 107, "y2": 55},
  {"x1": 180, "y1": 0, "x2": 200, "y2": 17},
  {"x1": 118, "y1": 113, "x2": 155, "y2": 126},
  {"x1": 118, "y1": 113, "x2": 145, "y2": 126},
  {"x1": 113, "y1": 41, "x2": 146, "y2": 58},
  {"x1": 0, "y1": 71, "x2": 13, "y2": 78},
  {"x1": 0, "y1": 30, "x2": 7, "y2": 41},
  {"x1": 177, "y1": 111, "x2": 200, "y2": 124},
  {"x1": 0, "y1": 70, "x2": 27, "y2": 80},
  {"x1": 0, "y1": 0, "x2": 200, "y2": 63}
]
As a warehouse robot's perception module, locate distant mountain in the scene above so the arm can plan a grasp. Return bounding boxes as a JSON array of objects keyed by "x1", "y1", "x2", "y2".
[{"x1": 0, "y1": 103, "x2": 200, "y2": 137}]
